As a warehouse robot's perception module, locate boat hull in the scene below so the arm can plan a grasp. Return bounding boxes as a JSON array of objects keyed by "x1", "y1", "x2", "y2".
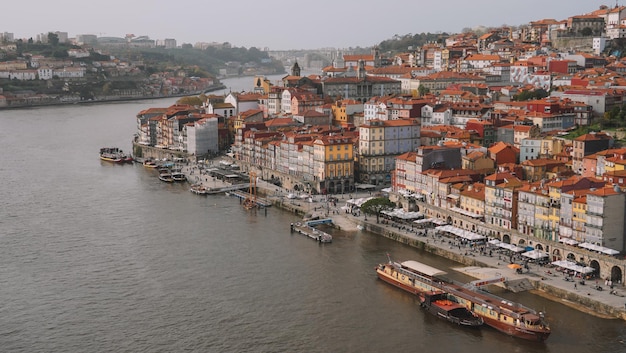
[
  {"x1": 376, "y1": 261, "x2": 550, "y2": 341},
  {"x1": 376, "y1": 269, "x2": 424, "y2": 296},
  {"x1": 100, "y1": 156, "x2": 124, "y2": 163},
  {"x1": 481, "y1": 316, "x2": 550, "y2": 342}
]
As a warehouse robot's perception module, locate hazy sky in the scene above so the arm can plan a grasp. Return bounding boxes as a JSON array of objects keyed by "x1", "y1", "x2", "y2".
[{"x1": 2, "y1": 0, "x2": 611, "y2": 50}]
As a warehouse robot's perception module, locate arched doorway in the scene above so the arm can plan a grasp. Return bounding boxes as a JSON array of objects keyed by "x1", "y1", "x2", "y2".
[
  {"x1": 502, "y1": 234, "x2": 511, "y2": 244},
  {"x1": 446, "y1": 216, "x2": 452, "y2": 224},
  {"x1": 552, "y1": 249, "x2": 561, "y2": 261},
  {"x1": 535, "y1": 244, "x2": 544, "y2": 250},
  {"x1": 589, "y1": 260, "x2": 601, "y2": 278},
  {"x1": 610, "y1": 266, "x2": 623, "y2": 284},
  {"x1": 566, "y1": 253, "x2": 576, "y2": 261}
]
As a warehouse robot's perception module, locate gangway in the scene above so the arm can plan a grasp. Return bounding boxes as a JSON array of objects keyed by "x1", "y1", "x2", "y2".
[
  {"x1": 466, "y1": 275, "x2": 506, "y2": 288},
  {"x1": 305, "y1": 218, "x2": 333, "y2": 226}
]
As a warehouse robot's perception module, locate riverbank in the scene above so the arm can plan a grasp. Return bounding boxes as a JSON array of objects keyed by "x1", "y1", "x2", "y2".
[
  {"x1": 175, "y1": 156, "x2": 626, "y2": 321},
  {"x1": 0, "y1": 84, "x2": 227, "y2": 110},
  {"x1": 262, "y1": 186, "x2": 626, "y2": 321}
]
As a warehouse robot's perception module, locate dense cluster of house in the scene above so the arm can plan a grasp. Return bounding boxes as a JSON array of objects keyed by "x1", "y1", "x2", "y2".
[
  {"x1": 0, "y1": 39, "x2": 216, "y2": 106},
  {"x1": 132, "y1": 5, "x2": 626, "y2": 254}
]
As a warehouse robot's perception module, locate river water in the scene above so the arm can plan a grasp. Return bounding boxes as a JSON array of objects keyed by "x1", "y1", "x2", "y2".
[{"x1": 0, "y1": 77, "x2": 624, "y2": 353}]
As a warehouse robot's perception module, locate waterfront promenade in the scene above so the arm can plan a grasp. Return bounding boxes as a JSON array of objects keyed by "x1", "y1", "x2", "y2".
[
  {"x1": 261, "y1": 186, "x2": 626, "y2": 320},
  {"x1": 180, "y1": 158, "x2": 626, "y2": 320}
]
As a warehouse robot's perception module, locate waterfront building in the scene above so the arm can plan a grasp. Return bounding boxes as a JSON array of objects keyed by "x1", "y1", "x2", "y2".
[
  {"x1": 152, "y1": 105, "x2": 202, "y2": 149},
  {"x1": 136, "y1": 107, "x2": 168, "y2": 146},
  {"x1": 517, "y1": 181, "x2": 542, "y2": 237},
  {"x1": 184, "y1": 115, "x2": 219, "y2": 155},
  {"x1": 233, "y1": 125, "x2": 356, "y2": 194},
  {"x1": 358, "y1": 119, "x2": 420, "y2": 185},
  {"x1": 313, "y1": 135, "x2": 355, "y2": 194},
  {"x1": 586, "y1": 186, "x2": 626, "y2": 252},
  {"x1": 484, "y1": 172, "x2": 522, "y2": 233},
  {"x1": 458, "y1": 183, "x2": 486, "y2": 218},
  {"x1": 420, "y1": 169, "x2": 480, "y2": 209}
]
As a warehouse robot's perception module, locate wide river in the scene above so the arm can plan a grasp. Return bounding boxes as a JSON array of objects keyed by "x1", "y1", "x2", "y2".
[{"x1": 0, "y1": 75, "x2": 624, "y2": 352}]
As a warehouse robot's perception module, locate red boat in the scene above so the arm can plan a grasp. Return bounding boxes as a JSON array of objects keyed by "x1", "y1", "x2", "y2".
[{"x1": 376, "y1": 258, "x2": 551, "y2": 341}]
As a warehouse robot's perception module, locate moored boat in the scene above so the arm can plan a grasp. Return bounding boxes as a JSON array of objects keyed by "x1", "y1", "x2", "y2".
[
  {"x1": 143, "y1": 159, "x2": 158, "y2": 168},
  {"x1": 420, "y1": 292, "x2": 483, "y2": 327},
  {"x1": 99, "y1": 147, "x2": 130, "y2": 163},
  {"x1": 190, "y1": 184, "x2": 208, "y2": 195},
  {"x1": 159, "y1": 171, "x2": 174, "y2": 182},
  {"x1": 375, "y1": 257, "x2": 550, "y2": 341},
  {"x1": 171, "y1": 172, "x2": 187, "y2": 182}
]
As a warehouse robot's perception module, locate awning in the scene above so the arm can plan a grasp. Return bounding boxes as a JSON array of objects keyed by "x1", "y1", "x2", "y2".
[
  {"x1": 551, "y1": 260, "x2": 595, "y2": 274},
  {"x1": 382, "y1": 208, "x2": 424, "y2": 220},
  {"x1": 414, "y1": 218, "x2": 435, "y2": 224},
  {"x1": 498, "y1": 243, "x2": 526, "y2": 253},
  {"x1": 522, "y1": 249, "x2": 548, "y2": 260},
  {"x1": 449, "y1": 206, "x2": 483, "y2": 219},
  {"x1": 559, "y1": 237, "x2": 579, "y2": 246},
  {"x1": 435, "y1": 225, "x2": 485, "y2": 241},
  {"x1": 446, "y1": 194, "x2": 459, "y2": 199},
  {"x1": 578, "y1": 242, "x2": 620, "y2": 255}
]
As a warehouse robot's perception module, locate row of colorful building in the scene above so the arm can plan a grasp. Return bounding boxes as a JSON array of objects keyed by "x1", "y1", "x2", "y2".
[{"x1": 132, "y1": 5, "x2": 626, "y2": 254}]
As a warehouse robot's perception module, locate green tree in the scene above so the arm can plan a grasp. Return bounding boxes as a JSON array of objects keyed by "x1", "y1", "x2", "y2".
[
  {"x1": 418, "y1": 84, "x2": 430, "y2": 97},
  {"x1": 47, "y1": 32, "x2": 59, "y2": 46},
  {"x1": 360, "y1": 197, "x2": 395, "y2": 223}
]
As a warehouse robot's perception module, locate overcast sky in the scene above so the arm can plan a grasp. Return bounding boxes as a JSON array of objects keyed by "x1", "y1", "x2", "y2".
[{"x1": 2, "y1": 0, "x2": 610, "y2": 50}]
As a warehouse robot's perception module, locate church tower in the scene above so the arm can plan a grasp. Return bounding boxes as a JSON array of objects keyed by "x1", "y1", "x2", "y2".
[{"x1": 291, "y1": 60, "x2": 301, "y2": 77}]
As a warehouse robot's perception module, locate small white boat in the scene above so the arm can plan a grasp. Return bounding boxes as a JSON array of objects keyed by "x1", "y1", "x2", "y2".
[{"x1": 171, "y1": 172, "x2": 187, "y2": 182}]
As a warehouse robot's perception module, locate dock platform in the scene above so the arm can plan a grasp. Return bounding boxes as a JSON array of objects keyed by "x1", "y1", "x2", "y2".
[
  {"x1": 229, "y1": 190, "x2": 273, "y2": 207},
  {"x1": 290, "y1": 222, "x2": 332, "y2": 243},
  {"x1": 205, "y1": 183, "x2": 250, "y2": 195}
]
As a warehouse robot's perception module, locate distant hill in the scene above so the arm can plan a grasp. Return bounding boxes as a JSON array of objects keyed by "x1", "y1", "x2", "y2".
[
  {"x1": 103, "y1": 45, "x2": 285, "y2": 77},
  {"x1": 377, "y1": 32, "x2": 451, "y2": 53}
]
